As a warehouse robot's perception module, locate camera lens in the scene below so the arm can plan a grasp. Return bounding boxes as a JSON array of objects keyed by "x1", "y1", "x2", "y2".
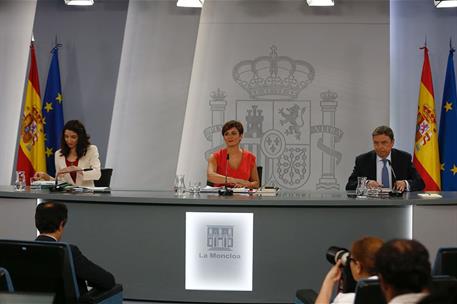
[{"x1": 326, "y1": 246, "x2": 350, "y2": 266}]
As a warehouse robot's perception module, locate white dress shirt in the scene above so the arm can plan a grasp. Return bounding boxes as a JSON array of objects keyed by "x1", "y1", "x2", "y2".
[{"x1": 388, "y1": 292, "x2": 428, "y2": 304}]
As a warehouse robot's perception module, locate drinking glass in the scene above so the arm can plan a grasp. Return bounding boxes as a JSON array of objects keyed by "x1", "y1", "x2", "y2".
[
  {"x1": 15, "y1": 171, "x2": 26, "y2": 191},
  {"x1": 188, "y1": 181, "x2": 201, "y2": 194},
  {"x1": 175, "y1": 174, "x2": 185, "y2": 195},
  {"x1": 194, "y1": 182, "x2": 201, "y2": 194},
  {"x1": 356, "y1": 176, "x2": 367, "y2": 197}
]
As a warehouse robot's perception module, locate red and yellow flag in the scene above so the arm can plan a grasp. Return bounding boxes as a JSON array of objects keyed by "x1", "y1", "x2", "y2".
[
  {"x1": 413, "y1": 46, "x2": 441, "y2": 191},
  {"x1": 16, "y1": 42, "x2": 46, "y2": 184}
]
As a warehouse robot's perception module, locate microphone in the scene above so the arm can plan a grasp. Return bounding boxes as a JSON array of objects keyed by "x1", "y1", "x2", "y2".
[
  {"x1": 218, "y1": 154, "x2": 233, "y2": 196},
  {"x1": 386, "y1": 159, "x2": 403, "y2": 196},
  {"x1": 50, "y1": 167, "x2": 93, "y2": 192},
  {"x1": 50, "y1": 176, "x2": 63, "y2": 192}
]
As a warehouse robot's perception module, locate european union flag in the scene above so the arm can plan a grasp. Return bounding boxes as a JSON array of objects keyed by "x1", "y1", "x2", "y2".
[
  {"x1": 42, "y1": 46, "x2": 64, "y2": 177},
  {"x1": 438, "y1": 47, "x2": 457, "y2": 190}
]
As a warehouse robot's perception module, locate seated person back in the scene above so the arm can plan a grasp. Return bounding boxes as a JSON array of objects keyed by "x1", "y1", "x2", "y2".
[
  {"x1": 35, "y1": 201, "x2": 115, "y2": 294},
  {"x1": 375, "y1": 239, "x2": 431, "y2": 304}
]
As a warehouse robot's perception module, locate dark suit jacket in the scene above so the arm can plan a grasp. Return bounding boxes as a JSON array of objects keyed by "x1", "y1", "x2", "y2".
[
  {"x1": 345, "y1": 148, "x2": 425, "y2": 191},
  {"x1": 35, "y1": 235, "x2": 115, "y2": 294}
]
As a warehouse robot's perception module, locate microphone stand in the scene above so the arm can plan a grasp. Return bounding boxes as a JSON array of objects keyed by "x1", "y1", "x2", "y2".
[
  {"x1": 218, "y1": 154, "x2": 233, "y2": 196},
  {"x1": 50, "y1": 174, "x2": 63, "y2": 192}
]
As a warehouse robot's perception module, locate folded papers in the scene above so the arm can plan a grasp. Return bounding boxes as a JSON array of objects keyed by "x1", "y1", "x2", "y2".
[{"x1": 418, "y1": 193, "x2": 442, "y2": 199}]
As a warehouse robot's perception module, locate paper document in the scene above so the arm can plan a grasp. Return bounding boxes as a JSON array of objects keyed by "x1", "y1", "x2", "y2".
[
  {"x1": 30, "y1": 180, "x2": 66, "y2": 189},
  {"x1": 200, "y1": 186, "x2": 255, "y2": 194},
  {"x1": 83, "y1": 186, "x2": 111, "y2": 192},
  {"x1": 255, "y1": 187, "x2": 279, "y2": 196},
  {"x1": 232, "y1": 188, "x2": 253, "y2": 193},
  {"x1": 200, "y1": 186, "x2": 222, "y2": 193},
  {"x1": 31, "y1": 180, "x2": 64, "y2": 186},
  {"x1": 417, "y1": 193, "x2": 442, "y2": 199}
]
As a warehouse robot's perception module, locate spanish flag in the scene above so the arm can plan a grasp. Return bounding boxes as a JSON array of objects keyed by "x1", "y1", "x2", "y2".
[
  {"x1": 16, "y1": 42, "x2": 46, "y2": 185},
  {"x1": 413, "y1": 46, "x2": 441, "y2": 191}
]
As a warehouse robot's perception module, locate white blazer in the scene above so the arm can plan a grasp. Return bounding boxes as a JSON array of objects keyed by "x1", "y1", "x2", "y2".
[{"x1": 54, "y1": 145, "x2": 101, "y2": 187}]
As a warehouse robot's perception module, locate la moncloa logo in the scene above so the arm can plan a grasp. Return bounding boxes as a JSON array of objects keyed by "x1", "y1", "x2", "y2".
[{"x1": 207, "y1": 225, "x2": 233, "y2": 251}]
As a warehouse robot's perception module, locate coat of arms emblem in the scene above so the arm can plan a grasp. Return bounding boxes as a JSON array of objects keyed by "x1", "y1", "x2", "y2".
[{"x1": 204, "y1": 46, "x2": 343, "y2": 190}]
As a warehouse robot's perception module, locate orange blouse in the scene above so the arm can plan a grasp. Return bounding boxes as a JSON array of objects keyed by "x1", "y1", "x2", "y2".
[{"x1": 213, "y1": 148, "x2": 256, "y2": 186}]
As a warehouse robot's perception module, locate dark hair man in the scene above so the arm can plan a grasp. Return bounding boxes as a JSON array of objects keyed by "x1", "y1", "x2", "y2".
[
  {"x1": 35, "y1": 201, "x2": 115, "y2": 294},
  {"x1": 375, "y1": 239, "x2": 431, "y2": 304},
  {"x1": 346, "y1": 126, "x2": 425, "y2": 192}
]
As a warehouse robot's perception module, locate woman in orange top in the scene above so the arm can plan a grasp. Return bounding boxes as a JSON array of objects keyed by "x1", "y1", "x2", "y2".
[{"x1": 207, "y1": 120, "x2": 259, "y2": 188}]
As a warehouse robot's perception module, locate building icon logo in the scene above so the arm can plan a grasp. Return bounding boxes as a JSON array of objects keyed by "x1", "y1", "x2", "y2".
[{"x1": 207, "y1": 225, "x2": 233, "y2": 251}]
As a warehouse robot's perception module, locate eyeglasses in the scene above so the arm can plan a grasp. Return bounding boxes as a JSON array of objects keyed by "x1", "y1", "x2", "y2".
[{"x1": 348, "y1": 256, "x2": 356, "y2": 264}]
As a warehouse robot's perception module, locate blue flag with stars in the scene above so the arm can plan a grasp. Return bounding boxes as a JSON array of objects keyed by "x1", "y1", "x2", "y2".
[
  {"x1": 42, "y1": 46, "x2": 64, "y2": 177},
  {"x1": 438, "y1": 47, "x2": 457, "y2": 190}
]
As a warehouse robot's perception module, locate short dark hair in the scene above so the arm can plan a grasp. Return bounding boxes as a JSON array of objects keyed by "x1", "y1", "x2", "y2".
[
  {"x1": 222, "y1": 120, "x2": 244, "y2": 136},
  {"x1": 35, "y1": 201, "x2": 68, "y2": 234},
  {"x1": 372, "y1": 126, "x2": 394, "y2": 141},
  {"x1": 60, "y1": 120, "x2": 91, "y2": 159},
  {"x1": 375, "y1": 239, "x2": 431, "y2": 295}
]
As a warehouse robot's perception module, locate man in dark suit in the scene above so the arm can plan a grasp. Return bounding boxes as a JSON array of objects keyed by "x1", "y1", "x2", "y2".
[
  {"x1": 35, "y1": 201, "x2": 115, "y2": 294},
  {"x1": 346, "y1": 126, "x2": 425, "y2": 191}
]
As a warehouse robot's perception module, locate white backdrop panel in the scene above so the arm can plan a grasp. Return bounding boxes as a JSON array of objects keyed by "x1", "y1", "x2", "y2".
[
  {"x1": 177, "y1": 0, "x2": 389, "y2": 191},
  {"x1": 0, "y1": 1, "x2": 37, "y2": 185},
  {"x1": 106, "y1": 0, "x2": 200, "y2": 190}
]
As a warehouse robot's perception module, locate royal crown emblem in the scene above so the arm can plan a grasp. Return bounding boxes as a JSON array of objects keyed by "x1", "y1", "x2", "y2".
[{"x1": 232, "y1": 46, "x2": 315, "y2": 100}]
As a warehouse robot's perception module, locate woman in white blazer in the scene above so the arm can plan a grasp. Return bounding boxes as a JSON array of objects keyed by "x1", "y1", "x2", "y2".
[{"x1": 34, "y1": 120, "x2": 101, "y2": 187}]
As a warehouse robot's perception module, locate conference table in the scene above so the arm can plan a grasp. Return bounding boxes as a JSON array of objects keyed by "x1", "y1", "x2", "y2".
[{"x1": 0, "y1": 186, "x2": 456, "y2": 303}]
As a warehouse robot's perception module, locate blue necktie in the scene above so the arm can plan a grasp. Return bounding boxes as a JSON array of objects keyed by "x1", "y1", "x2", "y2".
[{"x1": 382, "y1": 159, "x2": 389, "y2": 188}]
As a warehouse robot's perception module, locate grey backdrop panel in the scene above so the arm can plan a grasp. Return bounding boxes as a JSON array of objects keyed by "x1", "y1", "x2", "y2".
[
  {"x1": 62, "y1": 201, "x2": 409, "y2": 303},
  {"x1": 32, "y1": 0, "x2": 129, "y2": 165}
]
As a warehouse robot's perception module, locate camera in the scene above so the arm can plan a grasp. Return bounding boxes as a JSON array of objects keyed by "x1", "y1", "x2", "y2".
[
  {"x1": 326, "y1": 246, "x2": 351, "y2": 267},
  {"x1": 326, "y1": 246, "x2": 357, "y2": 293}
]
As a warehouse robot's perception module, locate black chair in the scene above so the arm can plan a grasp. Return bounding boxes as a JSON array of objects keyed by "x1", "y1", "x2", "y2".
[
  {"x1": 354, "y1": 278, "x2": 386, "y2": 304},
  {"x1": 0, "y1": 239, "x2": 122, "y2": 304},
  {"x1": 0, "y1": 267, "x2": 14, "y2": 292},
  {"x1": 294, "y1": 289, "x2": 317, "y2": 304},
  {"x1": 433, "y1": 247, "x2": 457, "y2": 278},
  {"x1": 353, "y1": 275, "x2": 457, "y2": 304},
  {"x1": 429, "y1": 275, "x2": 457, "y2": 295},
  {"x1": 257, "y1": 166, "x2": 263, "y2": 187},
  {"x1": 94, "y1": 168, "x2": 113, "y2": 187}
]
